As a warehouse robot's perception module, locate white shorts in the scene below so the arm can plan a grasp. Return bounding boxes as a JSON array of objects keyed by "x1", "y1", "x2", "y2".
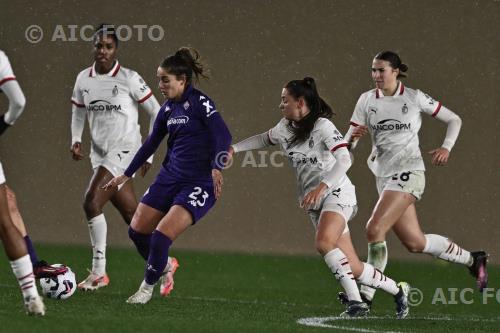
[
  {"x1": 376, "y1": 170, "x2": 425, "y2": 200},
  {"x1": 307, "y1": 184, "x2": 358, "y2": 234},
  {"x1": 0, "y1": 162, "x2": 5, "y2": 184},
  {"x1": 91, "y1": 149, "x2": 136, "y2": 177}
]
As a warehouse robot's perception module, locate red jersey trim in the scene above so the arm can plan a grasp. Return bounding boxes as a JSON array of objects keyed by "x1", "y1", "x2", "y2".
[
  {"x1": 71, "y1": 99, "x2": 85, "y2": 107},
  {"x1": 432, "y1": 102, "x2": 442, "y2": 117},
  {"x1": 0, "y1": 76, "x2": 16, "y2": 86},
  {"x1": 399, "y1": 82, "x2": 405, "y2": 95},
  {"x1": 111, "y1": 63, "x2": 121, "y2": 77},
  {"x1": 331, "y1": 143, "x2": 349, "y2": 152},
  {"x1": 137, "y1": 91, "x2": 153, "y2": 104},
  {"x1": 349, "y1": 121, "x2": 360, "y2": 127}
]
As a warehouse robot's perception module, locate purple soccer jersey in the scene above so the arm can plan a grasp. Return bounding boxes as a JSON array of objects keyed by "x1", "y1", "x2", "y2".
[{"x1": 124, "y1": 84, "x2": 232, "y2": 181}]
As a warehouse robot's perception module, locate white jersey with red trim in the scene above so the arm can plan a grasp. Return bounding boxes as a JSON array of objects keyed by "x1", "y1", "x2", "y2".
[
  {"x1": 71, "y1": 61, "x2": 154, "y2": 155},
  {"x1": 350, "y1": 82, "x2": 444, "y2": 177},
  {"x1": 268, "y1": 117, "x2": 353, "y2": 201},
  {"x1": 0, "y1": 50, "x2": 16, "y2": 86}
]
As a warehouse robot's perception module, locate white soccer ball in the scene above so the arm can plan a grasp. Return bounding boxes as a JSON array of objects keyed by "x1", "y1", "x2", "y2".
[{"x1": 39, "y1": 264, "x2": 77, "y2": 300}]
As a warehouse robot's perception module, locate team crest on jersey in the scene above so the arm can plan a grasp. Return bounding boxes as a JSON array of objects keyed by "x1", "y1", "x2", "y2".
[
  {"x1": 308, "y1": 137, "x2": 314, "y2": 148},
  {"x1": 402, "y1": 103, "x2": 408, "y2": 114},
  {"x1": 112, "y1": 85, "x2": 118, "y2": 96},
  {"x1": 183, "y1": 101, "x2": 190, "y2": 110}
]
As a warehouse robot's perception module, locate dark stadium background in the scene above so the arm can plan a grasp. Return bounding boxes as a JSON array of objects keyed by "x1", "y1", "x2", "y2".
[{"x1": 0, "y1": 0, "x2": 498, "y2": 263}]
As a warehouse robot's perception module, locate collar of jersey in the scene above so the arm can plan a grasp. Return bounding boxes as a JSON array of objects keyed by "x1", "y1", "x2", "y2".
[
  {"x1": 375, "y1": 81, "x2": 404, "y2": 98},
  {"x1": 89, "y1": 60, "x2": 121, "y2": 78},
  {"x1": 167, "y1": 84, "x2": 194, "y2": 105}
]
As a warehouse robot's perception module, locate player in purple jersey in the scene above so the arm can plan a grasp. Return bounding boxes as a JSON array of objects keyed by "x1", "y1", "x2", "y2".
[{"x1": 103, "y1": 47, "x2": 232, "y2": 304}]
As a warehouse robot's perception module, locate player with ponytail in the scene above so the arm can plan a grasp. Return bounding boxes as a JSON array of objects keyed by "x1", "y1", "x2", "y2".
[
  {"x1": 228, "y1": 77, "x2": 410, "y2": 318},
  {"x1": 104, "y1": 47, "x2": 232, "y2": 304}
]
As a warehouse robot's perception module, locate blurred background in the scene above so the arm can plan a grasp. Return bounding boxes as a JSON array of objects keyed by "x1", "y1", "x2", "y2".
[{"x1": 0, "y1": 0, "x2": 498, "y2": 263}]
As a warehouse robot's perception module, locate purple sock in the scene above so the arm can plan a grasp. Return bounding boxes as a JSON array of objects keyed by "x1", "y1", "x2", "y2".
[
  {"x1": 144, "y1": 230, "x2": 172, "y2": 285},
  {"x1": 24, "y1": 235, "x2": 39, "y2": 265},
  {"x1": 128, "y1": 227, "x2": 151, "y2": 261}
]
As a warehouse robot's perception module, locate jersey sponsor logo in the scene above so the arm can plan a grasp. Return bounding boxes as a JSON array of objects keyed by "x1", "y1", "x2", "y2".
[
  {"x1": 167, "y1": 115, "x2": 189, "y2": 126},
  {"x1": 371, "y1": 119, "x2": 411, "y2": 131},
  {"x1": 87, "y1": 99, "x2": 122, "y2": 112},
  {"x1": 202, "y1": 99, "x2": 217, "y2": 117},
  {"x1": 288, "y1": 151, "x2": 319, "y2": 165}
]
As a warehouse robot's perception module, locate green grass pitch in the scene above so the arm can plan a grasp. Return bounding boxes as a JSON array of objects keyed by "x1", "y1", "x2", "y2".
[{"x1": 0, "y1": 244, "x2": 498, "y2": 332}]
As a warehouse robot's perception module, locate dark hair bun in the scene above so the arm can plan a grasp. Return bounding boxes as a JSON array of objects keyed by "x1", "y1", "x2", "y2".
[
  {"x1": 303, "y1": 77, "x2": 315, "y2": 85},
  {"x1": 399, "y1": 63, "x2": 409, "y2": 72}
]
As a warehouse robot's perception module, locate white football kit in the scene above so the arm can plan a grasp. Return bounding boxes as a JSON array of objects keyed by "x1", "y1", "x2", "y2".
[
  {"x1": 0, "y1": 51, "x2": 15, "y2": 86},
  {"x1": 350, "y1": 82, "x2": 448, "y2": 177},
  {"x1": 268, "y1": 117, "x2": 357, "y2": 227},
  {"x1": 71, "y1": 61, "x2": 159, "y2": 176},
  {"x1": 0, "y1": 51, "x2": 14, "y2": 184},
  {"x1": 1, "y1": 50, "x2": 26, "y2": 184}
]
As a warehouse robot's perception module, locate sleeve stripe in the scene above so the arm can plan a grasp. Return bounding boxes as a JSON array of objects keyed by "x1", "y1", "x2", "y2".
[
  {"x1": 331, "y1": 143, "x2": 349, "y2": 152},
  {"x1": 432, "y1": 102, "x2": 442, "y2": 117},
  {"x1": 349, "y1": 121, "x2": 360, "y2": 127},
  {"x1": 137, "y1": 91, "x2": 153, "y2": 104},
  {"x1": 71, "y1": 99, "x2": 85, "y2": 107},
  {"x1": 0, "y1": 77, "x2": 16, "y2": 86}
]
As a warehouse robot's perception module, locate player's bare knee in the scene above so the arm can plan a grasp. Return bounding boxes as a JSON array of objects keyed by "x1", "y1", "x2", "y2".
[
  {"x1": 365, "y1": 221, "x2": 383, "y2": 242},
  {"x1": 83, "y1": 194, "x2": 102, "y2": 217},
  {"x1": 315, "y1": 237, "x2": 336, "y2": 256}
]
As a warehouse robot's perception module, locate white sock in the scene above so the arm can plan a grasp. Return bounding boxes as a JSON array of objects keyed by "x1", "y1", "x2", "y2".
[
  {"x1": 89, "y1": 214, "x2": 107, "y2": 275},
  {"x1": 140, "y1": 279, "x2": 155, "y2": 291},
  {"x1": 10, "y1": 254, "x2": 39, "y2": 300},
  {"x1": 423, "y1": 234, "x2": 472, "y2": 266},
  {"x1": 324, "y1": 248, "x2": 362, "y2": 302},
  {"x1": 360, "y1": 241, "x2": 388, "y2": 301},
  {"x1": 357, "y1": 262, "x2": 399, "y2": 296}
]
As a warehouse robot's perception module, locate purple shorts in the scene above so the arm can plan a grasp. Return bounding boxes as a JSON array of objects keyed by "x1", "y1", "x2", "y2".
[{"x1": 141, "y1": 173, "x2": 216, "y2": 224}]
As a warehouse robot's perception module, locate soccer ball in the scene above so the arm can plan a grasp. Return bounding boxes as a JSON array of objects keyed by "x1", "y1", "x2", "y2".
[{"x1": 39, "y1": 264, "x2": 77, "y2": 300}]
